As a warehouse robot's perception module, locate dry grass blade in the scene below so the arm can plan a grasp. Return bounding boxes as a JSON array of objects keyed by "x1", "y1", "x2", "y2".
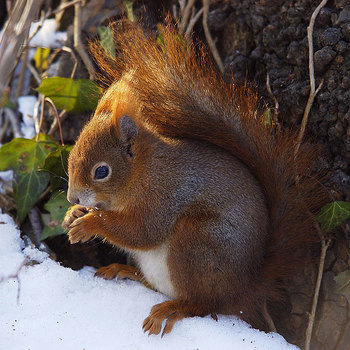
[{"x1": 0, "y1": 0, "x2": 44, "y2": 94}]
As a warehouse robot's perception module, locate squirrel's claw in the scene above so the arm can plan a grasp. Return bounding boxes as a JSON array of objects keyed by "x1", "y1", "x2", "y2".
[{"x1": 143, "y1": 300, "x2": 192, "y2": 336}]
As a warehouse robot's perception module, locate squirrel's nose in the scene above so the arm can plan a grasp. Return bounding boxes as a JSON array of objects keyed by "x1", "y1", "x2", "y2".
[{"x1": 67, "y1": 190, "x2": 80, "y2": 205}]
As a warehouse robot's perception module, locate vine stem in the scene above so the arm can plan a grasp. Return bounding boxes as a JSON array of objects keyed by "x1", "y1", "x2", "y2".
[
  {"x1": 294, "y1": 0, "x2": 328, "y2": 156},
  {"x1": 304, "y1": 237, "x2": 331, "y2": 350},
  {"x1": 202, "y1": 0, "x2": 224, "y2": 73}
]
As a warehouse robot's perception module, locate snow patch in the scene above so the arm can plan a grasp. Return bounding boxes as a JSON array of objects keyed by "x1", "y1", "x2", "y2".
[
  {"x1": 29, "y1": 19, "x2": 67, "y2": 50},
  {"x1": 0, "y1": 213, "x2": 299, "y2": 350}
]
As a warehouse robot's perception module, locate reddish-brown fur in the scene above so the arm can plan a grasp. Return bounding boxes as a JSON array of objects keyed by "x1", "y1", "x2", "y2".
[{"x1": 63, "y1": 21, "x2": 325, "y2": 335}]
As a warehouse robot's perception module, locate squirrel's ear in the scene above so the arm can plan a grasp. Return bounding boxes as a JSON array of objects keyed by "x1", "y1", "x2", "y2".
[
  {"x1": 118, "y1": 115, "x2": 138, "y2": 143},
  {"x1": 116, "y1": 115, "x2": 138, "y2": 159}
]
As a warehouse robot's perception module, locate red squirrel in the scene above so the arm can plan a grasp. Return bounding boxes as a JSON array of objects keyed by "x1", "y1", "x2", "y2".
[{"x1": 62, "y1": 22, "x2": 323, "y2": 336}]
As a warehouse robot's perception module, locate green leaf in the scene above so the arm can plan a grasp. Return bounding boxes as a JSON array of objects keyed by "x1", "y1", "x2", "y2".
[
  {"x1": 97, "y1": 26, "x2": 116, "y2": 58},
  {"x1": 42, "y1": 145, "x2": 72, "y2": 191},
  {"x1": 123, "y1": 0, "x2": 136, "y2": 22},
  {"x1": 0, "y1": 136, "x2": 57, "y2": 172},
  {"x1": 0, "y1": 136, "x2": 58, "y2": 223},
  {"x1": 37, "y1": 77, "x2": 103, "y2": 114},
  {"x1": 41, "y1": 191, "x2": 70, "y2": 240},
  {"x1": 316, "y1": 201, "x2": 350, "y2": 233},
  {"x1": 14, "y1": 170, "x2": 50, "y2": 223},
  {"x1": 334, "y1": 270, "x2": 350, "y2": 304}
]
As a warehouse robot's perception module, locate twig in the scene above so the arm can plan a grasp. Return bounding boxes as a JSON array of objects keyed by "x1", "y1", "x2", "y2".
[
  {"x1": 304, "y1": 219, "x2": 331, "y2": 350},
  {"x1": 173, "y1": 4, "x2": 178, "y2": 21},
  {"x1": 202, "y1": 0, "x2": 224, "y2": 73},
  {"x1": 26, "y1": 61, "x2": 42, "y2": 85},
  {"x1": 294, "y1": 0, "x2": 328, "y2": 156},
  {"x1": 185, "y1": 7, "x2": 204, "y2": 38},
  {"x1": 266, "y1": 73, "x2": 280, "y2": 128},
  {"x1": 74, "y1": 2, "x2": 95, "y2": 80},
  {"x1": 52, "y1": 0, "x2": 83, "y2": 16},
  {"x1": 48, "y1": 110, "x2": 68, "y2": 137},
  {"x1": 0, "y1": 256, "x2": 30, "y2": 305},
  {"x1": 4, "y1": 107, "x2": 22, "y2": 138},
  {"x1": 62, "y1": 46, "x2": 78, "y2": 79},
  {"x1": 45, "y1": 98, "x2": 64, "y2": 145},
  {"x1": 47, "y1": 46, "x2": 78, "y2": 79},
  {"x1": 179, "y1": 0, "x2": 196, "y2": 35}
]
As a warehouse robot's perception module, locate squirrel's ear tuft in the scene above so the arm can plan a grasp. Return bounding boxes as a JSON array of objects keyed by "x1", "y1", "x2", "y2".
[{"x1": 118, "y1": 115, "x2": 138, "y2": 143}]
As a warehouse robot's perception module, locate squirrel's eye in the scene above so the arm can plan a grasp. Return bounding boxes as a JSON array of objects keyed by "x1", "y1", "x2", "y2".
[{"x1": 94, "y1": 165, "x2": 109, "y2": 180}]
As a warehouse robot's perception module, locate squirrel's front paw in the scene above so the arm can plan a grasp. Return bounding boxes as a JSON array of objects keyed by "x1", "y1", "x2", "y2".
[
  {"x1": 62, "y1": 205, "x2": 89, "y2": 230},
  {"x1": 67, "y1": 212, "x2": 98, "y2": 244}
]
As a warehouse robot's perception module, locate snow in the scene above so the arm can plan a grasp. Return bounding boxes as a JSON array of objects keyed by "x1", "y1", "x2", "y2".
[
  {"x1": 17, "y1": 96, "x2": 37, "y2": 139},
  {"x1": 0, "y1": 212, "x2": 299, "y2": 350},
  {"x1": 29, "y1": 19, "x2": 67, "y2": 50}
]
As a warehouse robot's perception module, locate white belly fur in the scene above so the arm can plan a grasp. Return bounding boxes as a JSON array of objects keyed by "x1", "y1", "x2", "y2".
[{"x1": 131, "y1": 242, "x2": 176, "y2": 298}]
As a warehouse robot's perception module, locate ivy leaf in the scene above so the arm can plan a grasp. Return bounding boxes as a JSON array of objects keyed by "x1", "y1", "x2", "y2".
[
  {"x1": 0, "y1": 135, "x2": 58, "y2": 223},
  {"x1": 97, "y1": 26, "x2": 116, "y2": 58},
  {"x1": 14, "y1": 171, "x2": 50, "y2": 223},
  {"x1": 334, "y1": 270, "x2": 350, "y2": 304},
  {"x1": 0, "y1": 136, "x2": 56, "y2": 173},
  {"x1": 41, "y1": 191, "x2": 70, "y2": 240},
  {"x1": 42, "y1": 145, "x2": 72, "y2": 191},
  {"x1": 316, "y1": 201, "x2": 350, "y2": 233},
  {"x1": 37, "y1": 77, "x2": 103, "y2": 114}
]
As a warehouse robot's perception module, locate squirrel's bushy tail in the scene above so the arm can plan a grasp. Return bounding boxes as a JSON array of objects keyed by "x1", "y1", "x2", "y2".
[{"x1": 91, "y1": 21, "x2": 325, "y2": 323}]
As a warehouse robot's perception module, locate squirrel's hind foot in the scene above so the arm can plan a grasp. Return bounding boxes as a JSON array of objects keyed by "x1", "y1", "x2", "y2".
[{"x1": 143, "y1": 300, "x2": 207, "y2": 336}]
